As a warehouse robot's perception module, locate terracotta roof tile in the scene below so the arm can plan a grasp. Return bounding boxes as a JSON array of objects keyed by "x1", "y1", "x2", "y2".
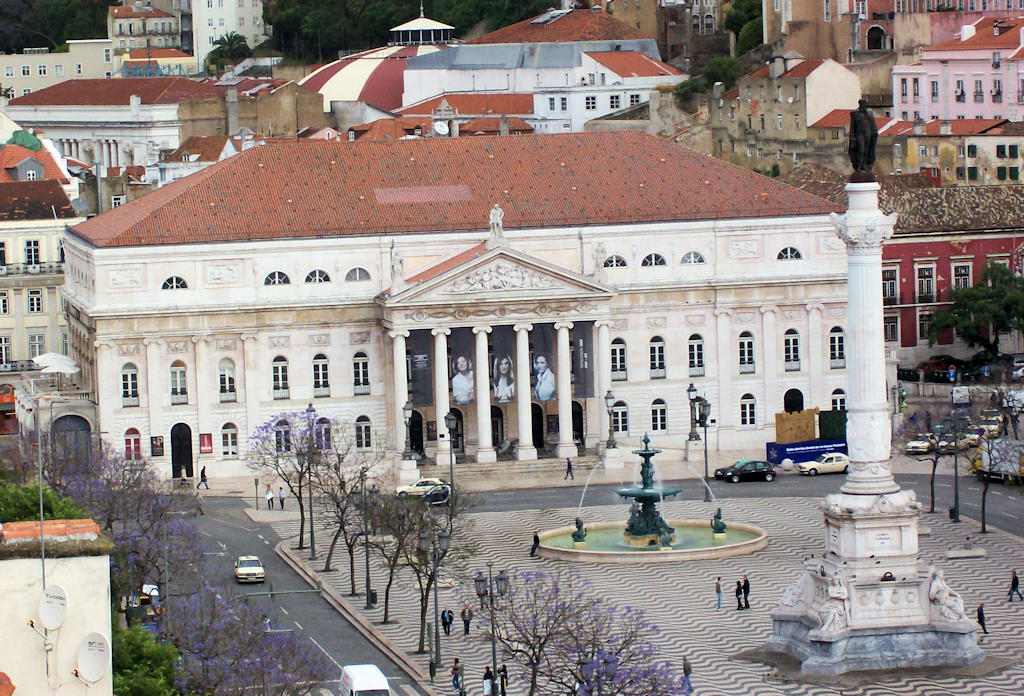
[
  {"x1": 165, "y1": 135, "x2": 231, "y2": 162},
  {"x1": 811, "y1": 108, "x2": 895, "y2": 130},
  {"x1": 70, "y1": 131, "x2": 837, "y2": 249},
  {"x1": 0, "y1": 180, "x2": 77, "y2": 221},
  {"x1": 404, "y1": 242, "x2": 488, "y2": 285},
  {"x1": 460, "y1": 117, "x2": 534, "y2": 133},
  {"x1": 126, "y1": 48, "x2": 192, "y2": 59},
  {"x1": 110, "y1": 5, "x2": 172, "y2": 18},
  {"x1": 748, "y1": 59, "x2": 825, "y2": 80},
  {"x1": 1, "y1": 518, "x2": 100, "y2": 543},
  {"x1": 0, "y1": 143, "x2": 68, "y2": 183},
  {"x1": 586, "y1": 51, "x2": 682, "y2": 77},
  {"x1": 467, "y1": 9, "x2": 650, "y2": 44},
  {"x1": 349, "y1": 117, "x2": 433, "y2": 140},
  {"x1": 928, "y1": 17, "x2": 1024, "y2": 51},
  {"x1": 397, "y1": 93, "x2": 535, "y2": 116},
  {"x1": 8, "y1": 77, "x2": 224, "y2": 106}
]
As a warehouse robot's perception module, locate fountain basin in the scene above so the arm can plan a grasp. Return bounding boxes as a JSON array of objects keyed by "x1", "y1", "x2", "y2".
[{"x1": 538, "y1": 519, "x2": 768, "y2": 564}]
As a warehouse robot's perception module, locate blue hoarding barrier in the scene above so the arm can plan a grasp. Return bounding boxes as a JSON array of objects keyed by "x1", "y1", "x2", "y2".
[{"x1": 766, "y1": 439, "x2": 847, "y2": 465}]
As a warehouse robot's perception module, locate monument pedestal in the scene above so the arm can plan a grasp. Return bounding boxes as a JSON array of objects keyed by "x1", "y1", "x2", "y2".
[
  {"x1": 397, "y1": 457, "x2": 419, "y2": 483},
  {"x1": 602, "y1": 447, "x2": 623, "y2": 469}
]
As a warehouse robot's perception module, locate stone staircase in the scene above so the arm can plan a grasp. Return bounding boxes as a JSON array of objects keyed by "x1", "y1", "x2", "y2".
[{"x1": 416, "y1": 452, "x2": 602, "y2": 481}]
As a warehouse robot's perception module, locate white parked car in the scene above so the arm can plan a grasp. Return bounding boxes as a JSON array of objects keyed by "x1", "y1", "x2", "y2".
[
  {"x1": 395, "y1": 477, "x2": 449, "y2": 497},
  {"x1": 797, "y1": 452, "x2": 850, "y2": 476},
  {"x1": 904, "y1": 434, "x2": 935, "y2": 455},
  {"x1": 979, "y1": 409, "x2": 1004, "y2": 438}
]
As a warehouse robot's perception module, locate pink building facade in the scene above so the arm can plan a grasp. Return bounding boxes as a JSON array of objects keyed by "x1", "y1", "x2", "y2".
[{"x1": 892, "y1": 17, "x2": 1024, "y2": 121}]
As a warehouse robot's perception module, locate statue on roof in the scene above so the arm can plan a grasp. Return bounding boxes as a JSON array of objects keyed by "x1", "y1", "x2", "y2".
[
  {"x1": 848, "y1": 99, "x2": 877, "y2": 175},
  {"x1": 489, "y1": 204, "x2": 505, "y2": 240}
]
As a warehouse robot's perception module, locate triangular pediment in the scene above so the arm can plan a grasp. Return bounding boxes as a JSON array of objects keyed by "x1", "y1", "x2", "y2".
[{"x1": 384, "y1": 245, "x2": 613, "y2": 308}]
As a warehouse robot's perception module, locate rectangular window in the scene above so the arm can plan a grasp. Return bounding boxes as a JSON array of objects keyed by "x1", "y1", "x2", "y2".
[
  {"x1": 170, "y1": 366, "x2": 187, "y2": 397},
  {"x1": 122, "y1": 370, "x2": 138, "y2": 399},
  {"x1": 0, "y1": 291, "x2": 8, "y2": 315},
  {"x1": 37, "y1": 65, "x2": 46, "y2": 76},
  {"x1": 997, "y1": 144, "x2": 1007, "y2": 158},
  {"x1": 953, "y1": 263, "x2": 972, "y2": 288},
  {"x1": 688, "y1": 338, "x2": 704, "y2": 377},
  {"x1": 61, "y1": 331, "x2": 68, "y2": 356},
  {"x1": 111, "y1": 195, "x2": 126, "y2": 208},
  {"x1": 651, "y1": 403, "x2": 667, "y2": 433},
  {"x1": 829, "y1": 331, "x2": 845, "y2": 368},
  {"x1": 1010, "y1": 144, "x2": 1021, "y2": 158},
  {"x1": 968, "y1": 166, "x2": 978, "y2": 180},
  {"x1": 610, "y1": 94, "x2": 620, "y2": 110},
  {"x1": 649, "y1": 341, "x2": 665, "y2": 377},
  {"x1": 912, "y1": 77, "x2": 919, "y2": 100},
  {"x1": 54, "y1": 64, "x2": 63, "y2": 76},
  {"x1": 3, "y1": 67, "x2": 11, "y2": 77},
  {"x1": 560, "y1": 97, "x2": 567, "y2": 111},
  {"x1": 883, "y1": 316, "x2": 898, "y2": 343},
  {"x1": 931, "y1": 80, "x2": 939, "y2": 101},
  {"x1": 900, "y1": 78, "x2": 908, "y2": 98},
  {"x1": 548, "y1": 97, "x2": 555, "y2": 110},
  {"x1": 313, "y1": 360, "x2": 330, "y2": 390},
  {"x1": 882, "y1": 268, "x2": 898, "y2": 304},
  {"x1": 104, "y1": 48, "x2": 111, "y2": 63},
  {"x1": 777, "y1": 114, "x2": 783, "y2": 130},
  {"x1": 918, "y1": 312, "x2": 933, "y2": 340},
  {"x1": 0, "y1": 336, "x2": 10, "y2": 364},
  {"x1": 222, "y1": 428, "x2": 238, "y2": 456},
  {"x1": 998, "y1": 166, "x2": 1008, "y2": 180},
  {"x1": 738, "y1": 335, "x2": 755, "y2": 374},
  {"x1": 740, "y1": 398, "x2": 755, "y2": 425},
  {"x1": 26, "y1": 289, "x2": 42, "y2": 314},
  {"x1": 629, "y1": 93, "x2": 641, "y2": 106},
  {"x1": 353, "y1": 355, "x2": 370, "y2": 394},
  {"x1": 1011, "y1": 166, "x2": 1020, "y2": 180},
  {"x1": 24, "y1": 239, "x2": 39, "y2": 265},
  {"x1": 916, "y1": 266, "x2": 934, "y2": 302},
  {"x1": 28, "y1": 333, "x2": 45, "y2": 358},
  {"x1": 21, "y1": 65, "x2": 29, "y2": 76},
  {"x1": 611, "y1": 342, "x2": 627, "y2": 381},
  {"x1": 784, "y1": 333, "x2": 800, "y2": 371},
  {"x1": 585, "y1": 96, "x2": 597, "y2": 110}
]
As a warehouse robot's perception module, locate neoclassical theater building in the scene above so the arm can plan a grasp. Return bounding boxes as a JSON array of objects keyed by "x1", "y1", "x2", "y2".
[{"x1": 61, "y1": 131, "x2": 849, "y2": 479}]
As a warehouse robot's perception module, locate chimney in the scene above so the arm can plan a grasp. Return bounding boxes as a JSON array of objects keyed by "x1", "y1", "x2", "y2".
[
  {"x1": 939, "y1": 119, "x2": 951, "y2": 135},
  {"x1": 912, "y1": 118, "x2": 925, "y2": 135},
  {"x1": 499, "y1": 114, "x2": 509, "y2": 136},
  {"x1": 768, "y1": 56, "x2": 786, "y2": 79},
  {"x1": 993, "y1": 19, "x2": 1002, "y2": 36},
  {"x1": 712, "y1": 81, "x2": 724, "y2": 98},
  {"x1": 961, "y1": 23, "x2": 976, "y2": 41},
  {"x1": 225, "y1": 86, "x2": 239, "y2": 136},
  {"x1": 129, "y1": 94, "x2": 141, "y2": 113},
  {"x1": 450, "y1": 120, "x2": 459, "y2": 137}
]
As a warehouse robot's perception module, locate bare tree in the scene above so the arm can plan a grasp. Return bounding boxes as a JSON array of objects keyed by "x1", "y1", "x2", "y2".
[
  {"x1": 898, "y1": 403, "x2": 951, "y2": 513},
  {"x1": 365, "y1": 493, "x2": 421, "y2": 624},
  {"x1": 974, "y1": 434, "x2": 1024, "y2": 533}
]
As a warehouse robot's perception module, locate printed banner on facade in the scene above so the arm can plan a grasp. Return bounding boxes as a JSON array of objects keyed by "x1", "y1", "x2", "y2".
[
  {"x1": 199, "y1": 433, "x2": 213, "y2": 454},
  {"x1": 490, "y1": 325, "x2": 516, "y2": 403},
  {"x1": 408, "y1": 329, "x2": 434, "y2": 407},
  {"x1": 531, "y1": 323, "x2": 556, "y2": 401},
  {"x1": 571, "y1": 321, "x2": 594, "y2": 398},
  {"x1": 449, "y1": 327, "x2": 475, "y2": 406}
]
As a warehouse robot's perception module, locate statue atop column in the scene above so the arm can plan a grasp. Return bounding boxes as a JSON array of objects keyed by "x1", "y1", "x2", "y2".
[{"x1": 848, "y1": 99, "x2": 878, "y2": 177}]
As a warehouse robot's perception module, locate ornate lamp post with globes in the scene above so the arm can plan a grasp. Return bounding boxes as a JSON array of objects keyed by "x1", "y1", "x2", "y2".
[
  {"x1": 474, "y1": 562, "x2": 510, "y2": 695},
  {"x1": 603, "y1": 390, "x2": 616, "y2": 449},
  {"x1": 418, "y1": 524, "x2": 450, "y2": 681}
]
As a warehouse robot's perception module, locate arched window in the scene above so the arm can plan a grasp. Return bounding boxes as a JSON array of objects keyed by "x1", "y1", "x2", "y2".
[
  {"x1": 121, "y1": 362, "x2": 139, "y2": 406},
  {"x1": 313, "y1": 353, "x2": 330, "y2": 396},
  {"x1": 161, "y1": 276, "x2": 187, "y2": 290},
  {"x1": 649, "y1": 336, "x2": 666, "y2": 378},
  {"x1": 778, "y1": 247, "x2": 802, "y2": 260},
  {"x1": 264, "y1": 271, "x2": 290, "y2": 285},
  {"x1": 222, "y1": 422, "x2": 238, "y2": 456},
  {"x1": 688, "y1": 333, "x2": 705, "y2": 377},
  {"x1": 738, "y1": 331, "x2": 755, "y2": 374},
  {"x1": 305, "y1": 269, "x2": 331, "y2": 283},
  {"x1": 272, "y1": 356, "x2": 289, "y2": 398},
  {"x1": 274, "y1": 419, "x2": 291, "y2": 453},
  {"x1": 611, "y1": 338, "x2": 627, "y2": 381},
  {"x1": 169, "y1": 360, "x2": 187, "y2": 403},
  {"x1": 603, "y1": 255, "x2": 628, "y2": 268},
  {"x1": 831, "y1": 389, "x2": 847, "y2": 411},
  {"x1": 704, "y1": 13, "x2": 714, "y2": 29},
  {"x1": 681, "y1": 251, "x2": 706, "y2": 265},
  {"x1": 124, "y1": 428, "x2": 141, "y2": 460},
  {"x1": 353, "y1": 352, "x2": 370, "y2": 394},
  {"x1": 315, "y1": 417, "x2": 332, "y2": 449},
  {"x1": 355, "y1": 415, "x2": 372, "y2": 449},
  {"x1": 692, "y1": 14, "x2": 700, "y2": 28},
  {"x1": 784, "y1": 329, "x2": 801, "y2": 371},
  {"x1": 641, "y1": 253, "x2": 667, "y2": 267},
  {"x1": 651, "y1": 398, "x2": 667, "y2": 433},
  {"x1": 740, "y1": 394, "x2": 756, "y2": 425},
  {"x1": 345, "y1": 267, "x2": 370, "y2": 282},
  {"x1": 218, "y1": 358, "x2": 236, "y2": 402},
  {"x1": 612, "y1": 400, "x2": 629, "y2": 434},
  {"x1": 829, "y1": 327, "x2": 846, "y2": 368}
]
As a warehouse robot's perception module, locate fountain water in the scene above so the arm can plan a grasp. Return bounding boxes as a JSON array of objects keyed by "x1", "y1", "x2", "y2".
[{"x1": 616, "y1": 435, "x2": 681, "y2": 547}]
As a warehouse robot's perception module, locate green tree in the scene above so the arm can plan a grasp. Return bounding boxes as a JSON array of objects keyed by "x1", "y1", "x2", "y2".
[
  {"x1": 737, "y1": 17, "x2": 764, "y2": 55},
  {"x1": 702, "y1": 56, "x2": 741, "y2": 90},
  {"x1": 673, "y1": 76, "x2": 707, "y2": 103},
  {"x1": 0, "y1": 481, "x2": 84, "y2": 522},
  {"x1": 929, "y1": 262, "x2": 1024, "y2": 356},
  {"x1": 112, "y1": 623, "x2": 179, "y2": 696},
  {"x1": 0, "y1": 0, "x2": 111, "y2": 53}
]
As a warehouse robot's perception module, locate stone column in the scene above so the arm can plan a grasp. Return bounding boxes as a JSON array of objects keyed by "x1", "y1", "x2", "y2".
[
  {"x1": 389, "y1": 330, "x2": 410, "y2": 455},
  {"x1": 834, "y1": 185, "x2": 899, "y2": 496},
  {"x1": 760, "y1": 305, "x2": 778, "y2": 425},
  {"x1": 806, "y1": 302, "x2": 824, "y2": 410},
  {"x1": 555, "y1": 321, "x2": 577, "y2": 458},
  {"x1": 513, "y1": 324, "x2": 537, "y2": 461},
  {"x1": 143, "y1": 337, "x2": 164, "y2": 449},
  {"x1": 240, "y1": 334, "x2": 259, "y2": 446},
  {"x1": 193, "y1": 335, "x2": 212, "y2": 447},
  {"x1": 473, "y1": 326, "x2": 496, "y2": 463},
  {"x1": 595, "y1": 321, "x2": 611, "y2": 450},
  {"x1": 714, "y1": 309, "x2": 733, "y2": 430},
  {"x1": 432, "y1": 328, "x2": 451, "y2": 462}
]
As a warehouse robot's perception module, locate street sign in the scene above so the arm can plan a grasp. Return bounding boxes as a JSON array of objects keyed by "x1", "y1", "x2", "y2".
[{"x1": 948, "y1": 365, "x2": 957, "y2": 382}]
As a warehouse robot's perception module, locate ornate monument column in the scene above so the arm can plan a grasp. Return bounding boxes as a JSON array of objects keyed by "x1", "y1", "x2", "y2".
[{"x1": 763, "y1": 178, "x2": 983, "y2": 675}]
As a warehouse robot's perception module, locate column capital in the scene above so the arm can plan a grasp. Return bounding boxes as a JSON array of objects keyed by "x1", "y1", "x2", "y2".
[
  {"x1": 593, "y1": 320, "x2": 611, "y2": 329},
  {"x1": 472, "y1": 326, "x2": 492, "y2": 335},
  {"x1": 240, "y1": 333, "x2": 259, "y2": 343},
  {"x1": 431, "y1": 327, "x2": 451, "y2": 337},
  {"x1": 760, "y1": 305, "x2": 778, "y2": 316},
  {"x1": 513, "y1": 323, "x2": 533, "y2": 333},
  {"x1": 805, "y1": 302, "x2": 824, "y2": 314},
  {"x1": 191, "y1": 335, "x2": 212, "y2": 345},
  {"x1": 553, "y1": 320, "x2": 574, "y2": 331},
  {"x1": 714, "y1": 308, "x2": 733, "y2": 318},
  {"x1": 388, "y1": 329, "x2": 411, "y2": 340},
  {"x1": 142, "y1": 337, "x2": 164, "y2": 347},
  {"x1": 95, "y1": 341, "x2": 116, "y2": 352}
]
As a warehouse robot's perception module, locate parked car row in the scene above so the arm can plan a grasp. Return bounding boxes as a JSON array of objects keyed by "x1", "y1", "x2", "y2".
[
  {"x1": 905, "y1": 352, "x2": 1024, "y2": 383},
  {"x1": 903, "y1": 409, "x2": 1003, "y2": 455},
  {"x1": 713, "y1": 452, "x2": 853, "y2": 482}
]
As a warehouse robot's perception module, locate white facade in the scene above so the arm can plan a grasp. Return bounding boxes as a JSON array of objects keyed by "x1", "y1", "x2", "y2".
[
  {"x1": 191, "y1": 0, "x2": 271, "y2": 69},
  {"x1": 62, "y1": 211, "x2": 850, "y2": 480},
  {"x1": 0, "y1": 41, "x2": 115, "y2": 98}
]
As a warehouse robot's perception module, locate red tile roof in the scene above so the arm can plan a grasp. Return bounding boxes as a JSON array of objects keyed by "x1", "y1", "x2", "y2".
[
  {"x1": 110, "y1": 5, "x2": 172, "y2": 18},
  {"x1": 349, "y1": 117, "x2": 433, "y2": 140},
  {"x1": 810, "y1": 108, "x2": 893, "y2": 130},
  {"x1": 929, "y1": 17, "x2": 1024, "y2": 51},
  {"x1": 0, "y1": 144, "x2": 68, "y2": 183},
  {"x1": 405, "y1": 242, "x2": 488, "y2": 285},
  {"x1": 69, "y1": 132, "x2": 836, "y2": 249},
  {"x1": 397, "y1": 93, "x2": 535, "y2": 116},
  {"x1": 165, "y1": 135, "x2": 231, "y2": 162},
  {"x1": 0, "y1": 180, "x2": 77, "y2": 221},
  {"x1": 8, "y1": 77, "x2": 224, "y2": 106},
  {"x1": 1, "y1": 519, "x2": 100, "y2": 543},
  {"x1": 748, "y1": 59, "x2": 825, "y2": 80},
  {"x1": 460, "y1": 117, "x2": 534, "y2": 134},
  {"x1": 468, "y1": 8, "x2": 650, "y2": 44},
  {"x1": 879, "y1": 117, "x2": 1006, "y2": 135},
  {"x1": 586, "y1": 51, "x2": 682, "y2": 77},
  {"x1": 126, "y1": 48, "x2": 191, "y2": 59}
]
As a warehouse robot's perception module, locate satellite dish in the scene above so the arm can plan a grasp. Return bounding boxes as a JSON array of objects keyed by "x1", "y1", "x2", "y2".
[
  {"x1": 39, "y1": 585, "x2": 68, "y2": 630},
  {"x1": 433, "y1": 120, "x2": 450, "y2": 136},
  {"x1": 70, "y1": 197, "x2": 89, "y2": 213},
  {"x1": 76, "y1": 633, "x2": 110, "y2": 684},
  {"x1": 786, "y1": 97, "x2": 794, "y2": 104}
]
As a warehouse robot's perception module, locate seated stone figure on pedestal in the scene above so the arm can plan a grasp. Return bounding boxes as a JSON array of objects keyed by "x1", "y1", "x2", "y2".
[
  {"x1": 928, "y1": 566, "x2": 967, "y2": 622},
  {"x1": 711, "y1": 508, "x2": 727, "y2": 534}
]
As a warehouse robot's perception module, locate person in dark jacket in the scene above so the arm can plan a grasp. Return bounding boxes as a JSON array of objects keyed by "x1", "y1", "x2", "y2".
[{"x1": 735, "y1": 580, "x2": 744, "y2": 610}]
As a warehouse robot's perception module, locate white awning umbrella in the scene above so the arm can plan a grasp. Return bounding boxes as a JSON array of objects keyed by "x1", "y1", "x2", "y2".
[
  {"x1": 32, "y1": 353, "x2": 77, "y2": 370},
  {"x1": 41, "y1": 363, "x2": 80, "y2": 375}
]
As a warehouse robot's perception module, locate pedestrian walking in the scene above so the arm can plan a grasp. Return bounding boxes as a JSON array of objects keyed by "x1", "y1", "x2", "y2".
[
  {"x1": 441, "y1": 607, "x2": 454, "y2": 636},
  {"x1": 450, "y1": 658, "x2": 462, "y2": 692},
  {"x1": 497, "y1": 664, "x2": 508, "y2": 696},
  {"x1": 482, "y1": 666, "x2": 494, "y2": 696},
  {"x1": 461, "y1": 604, "x2": 474, "y2": 635},
  {"x1": 458, "y1": 661, "x2": 466, "y2": 696},
  {"x1": 530, "y1": 531, "x2": 540, "y2": 558},
  {"x1": 197, "y1": 466, "x2": 209, "y2": 489},
  {"x1": 1010, "y1": 570, "x2": 1023, "y2": 601},
  {"x1": 742, "y1": 574, "x2": 751, "y2": 609},
  {"x1": 735, "y1": 580, "x2": 744, "y2": 610},
  {"x1": 978, "y1": 603, "x2": 989, "y2": 635},
  {"x1": 680, "y1": 655, "x2": 693, "y2": 695},
  {"x1": 564, "y1": 457, "x2": 574, "y2": 480},
  {"x1": 264, "y1": 484, "x2": 274, "y2": 510},
  {"x1": 278, "y1": 486, "x2": 286, "y2": 510},
  {"x1": 715, "y1": 577, "x2": 722, "y2": 611}
]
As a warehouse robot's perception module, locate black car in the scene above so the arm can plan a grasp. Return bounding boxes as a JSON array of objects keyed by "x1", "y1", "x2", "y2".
[{"x1": 713, "y1": 459, "x2": 776, "y2": 483}]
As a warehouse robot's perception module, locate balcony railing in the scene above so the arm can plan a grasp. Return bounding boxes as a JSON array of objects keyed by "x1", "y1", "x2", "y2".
[
  {"x1": 122, "y1": 395, "x2": 140, "y2": 407},
  {"x1": 170, "y1": 391, "x2": 187, "y2": 405},
  {"x1": 0, "y1": 359, "x2": 49, "y2": 373},
  {"x1": 272, "y1": 387, "x2": 290, "y2": 400},
  {"x1": 219, "y1": 391, "x2": 236, "y2": 403},
  {"x1": 974, "y1": 92, "x2": 985, "y2": 102},
  {"x1": 353, "y1": 383, "x2": 370, "y2": 396},
  {"x1": 689, "y1": 365, "x2": 706, "y2": 377},
  {"x1": 993, "y1": 92, "x2": 1003, "y2": 103},
  {"x1": 917, "y1": 291, "x2": 935, "y2": 303},
  {"x1": 650, "y1": 367, "x2": 666, "y2": 379},
  {"x1": 739, "y1": 362, "x2": 755, "y2": 374},
  {"x1": 785, "y1": 360, "x2": 801, "y2": 372},
  {"x1": 0, "y1": 262, "x2": 63, "y2": 277},
  {"x1": 313, "y1": 385, "x2": 330, "y2": 398},
  {"x1": 611, "y1": 370, "x2": 627, "y2": 382},
  {"x1": 830, "y1": 358, "x2": 847, "y2": 369}
]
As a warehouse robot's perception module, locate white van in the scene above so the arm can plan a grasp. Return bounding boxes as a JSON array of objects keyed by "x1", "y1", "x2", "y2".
[{"x1": 339, "y1": 664, "x2": 392, "y2": 696}]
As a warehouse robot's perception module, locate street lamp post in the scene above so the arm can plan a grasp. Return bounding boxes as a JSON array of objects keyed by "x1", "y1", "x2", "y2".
[
  {"x1": 603, "y1": 390, "x2": 616, "y2": 449},
  {"x1": 474, "y1": 562, "x2": 510, "y2": 696},
  {"x1": 697, "y1": 396, "x2": 712, "y2": 503},
  {"x1": 443, "y1": 411, "x2": 457, "y2": 521},
  {"x1": 361, "y1": 467, "x2": 374, "y2": 608},
  {"x1": 418, "y1": 525, "x2": 450, "y2": 681},
  {"x1": 686, "y1": 383, "x2": 700, "y2": 442},
  {"x1": 402, "y1": 400, "x2": 414, "y2": 460},
  {"x1": 305, "y1": 402, "x2": 317, "y2": 561}
]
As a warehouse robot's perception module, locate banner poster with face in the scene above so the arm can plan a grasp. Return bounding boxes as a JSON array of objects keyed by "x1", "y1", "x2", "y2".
[
  {"x1": 490, "y1": 325, "x2": 516, "y2": 403},
  {"x1": 408, "y1": 329, "x2": 433, "y2": 407},
  {"x1": 571, "y1": 321, "x2": 594, "y2": 398},
  {"x1": 531, "y1": 323, "x2": 557, "y2": 401},
  {"x1": 449, "y1": 327, "x2": 475, "y2": 406}
]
